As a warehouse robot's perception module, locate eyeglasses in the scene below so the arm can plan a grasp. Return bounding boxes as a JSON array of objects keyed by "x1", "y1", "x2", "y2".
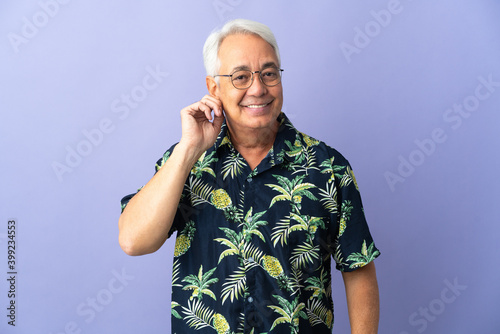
[{"x1": 214, "y1": 67, "x2": 284, "y2": 90}]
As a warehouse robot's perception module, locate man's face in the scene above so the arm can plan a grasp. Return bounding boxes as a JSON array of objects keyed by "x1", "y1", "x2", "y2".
[{"x1": 210, "y1": 33, "x2": 283, "y2": 134}]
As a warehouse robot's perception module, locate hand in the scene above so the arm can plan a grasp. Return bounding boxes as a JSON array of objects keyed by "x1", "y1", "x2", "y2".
[{"x1": 178, "y1": 95, "x2": 225, "y2": 156}]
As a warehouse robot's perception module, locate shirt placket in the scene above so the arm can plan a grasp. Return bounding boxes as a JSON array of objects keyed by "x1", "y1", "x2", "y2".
[
  {"x1": 241, "y1": 172, "x2": 259, "y2": 333},
  {"x1": 241, "y1": 150, "x2": 281, "y2": 332}
]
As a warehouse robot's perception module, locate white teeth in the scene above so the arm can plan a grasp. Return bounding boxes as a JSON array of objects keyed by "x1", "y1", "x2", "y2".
[{"x1": 246, "y1": 103, "x2": 268, "y2": 108}]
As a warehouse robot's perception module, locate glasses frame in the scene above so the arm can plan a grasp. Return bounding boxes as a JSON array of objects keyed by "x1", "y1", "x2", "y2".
[{"x1": 214, "y1": 68, "x2": 284, "y2": 90}]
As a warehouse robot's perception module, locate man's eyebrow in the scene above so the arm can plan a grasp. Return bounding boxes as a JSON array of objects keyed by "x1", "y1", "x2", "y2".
[
  {"x1": 230, "y1": 62, "x2": 279, "y2": 73},
  {"x1": 231, "y1": 65, "x2": 251, "y2": 72},
  {"x1": 261, "y1": 62, "x2": 279, "y2": 69}
]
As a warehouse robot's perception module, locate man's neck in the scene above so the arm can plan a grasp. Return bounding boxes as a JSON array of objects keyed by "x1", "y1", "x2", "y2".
[{"x1": 227, "y1": 121, "x2": 279, "y2": 170}]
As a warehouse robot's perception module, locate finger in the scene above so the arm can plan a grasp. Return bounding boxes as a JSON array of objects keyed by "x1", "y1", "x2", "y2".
[
  {"x1": 201, "y1": 95, "x2": 223, "y2": 116},
  {"x1": 212, "y1": 111, "x2": 224, "y2": 129},
  {"x1": 197, "y1": 101, "x2": 214, "y2": 121},
  {"x1": 182, "y1": 103, "x2": 210, "y2": 122},
  {"x1": 197, "y1": 101, "x2": 215, "y2": 121}
]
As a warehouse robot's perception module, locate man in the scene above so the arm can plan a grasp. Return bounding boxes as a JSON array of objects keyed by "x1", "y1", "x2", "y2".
[{"x1": 119, "y1": 19, "x2": 380, "y2": 333}]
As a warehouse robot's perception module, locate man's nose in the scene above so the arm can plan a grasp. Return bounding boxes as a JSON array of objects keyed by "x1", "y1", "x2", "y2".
[{"x1": 246, "y1": 73, "x2": 267, "y2": 95}]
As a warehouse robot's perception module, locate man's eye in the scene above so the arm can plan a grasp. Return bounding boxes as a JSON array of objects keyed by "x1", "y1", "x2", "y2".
[
  {"x1": 262, "y1": 71, "x2": 278, "y2": 80},
  {"x1": 233, "y1": 74, "x2": 250, "y2": 81}
]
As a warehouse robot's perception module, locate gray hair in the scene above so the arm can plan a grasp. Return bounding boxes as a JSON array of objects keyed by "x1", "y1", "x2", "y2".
[{"x1": 203, "y1": 19, "x2": 281, "y2": 77}]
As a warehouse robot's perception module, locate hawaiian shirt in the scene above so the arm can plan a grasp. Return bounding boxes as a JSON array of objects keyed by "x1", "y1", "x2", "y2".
[{"x1": 121, "y1": 113, "x2": 380, "y2": 334}]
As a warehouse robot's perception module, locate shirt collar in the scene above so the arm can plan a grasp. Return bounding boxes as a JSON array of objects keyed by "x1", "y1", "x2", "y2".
[{"x1": 212, "y1": 112, "x2": 300, "y2": 167}]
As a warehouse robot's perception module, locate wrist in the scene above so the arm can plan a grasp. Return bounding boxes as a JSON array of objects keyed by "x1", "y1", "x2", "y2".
[{"x1": 173, "y1": 140, "x2": 206, "y2": 168}]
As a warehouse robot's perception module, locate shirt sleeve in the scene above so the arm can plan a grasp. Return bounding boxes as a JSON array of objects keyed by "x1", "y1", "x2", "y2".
[
  {"x1": 119, "y1": 144, "x2": 188, "y2": 238},
  {"x1": 330, "y1": 154, "x2": 380, "y2": 272}
]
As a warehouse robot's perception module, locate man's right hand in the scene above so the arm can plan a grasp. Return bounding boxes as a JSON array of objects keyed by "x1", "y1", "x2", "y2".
[
  {"x1": 178, "y1": 94, "x2": 225, "y2": 157},
  {"x1": 118, "y1": 95, "x2": 225, "y2": 256}
]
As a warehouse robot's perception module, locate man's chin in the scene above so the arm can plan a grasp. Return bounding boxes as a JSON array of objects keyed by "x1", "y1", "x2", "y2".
[{"x1": 227, "y1": 114, "x2": 279, "y2": 131}]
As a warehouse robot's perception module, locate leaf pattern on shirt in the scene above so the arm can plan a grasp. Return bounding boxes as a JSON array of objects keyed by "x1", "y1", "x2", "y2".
[
  {"x1": 266, "y1": 174, "x2": 318, "y2": 213},
  {"x1": 193, "y1": 151, "x2": 219, "y2": 178},
  {"x1": 221, "y1": 150, "x2": 246, "y2": 180},
  {"x1": 268, "y1": 295, "x2": 308, "y2": 333},
  {"x1": 182, "y1": 265, "x2": 219, "y2": 301},
  {"x1": 282, "y1": 134, "x2": 320, "y2": 175},
  {"x1": 346, "y1": 240, "x2": 380, "y2": 269},
  {"x1": 121, "y1": 114, "x2": 379, "y2": 334}
]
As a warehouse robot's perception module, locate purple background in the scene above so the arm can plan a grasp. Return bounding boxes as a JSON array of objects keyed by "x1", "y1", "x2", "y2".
[{"x1": 1, "y1": 1, "x2": 499, "y2": 333}]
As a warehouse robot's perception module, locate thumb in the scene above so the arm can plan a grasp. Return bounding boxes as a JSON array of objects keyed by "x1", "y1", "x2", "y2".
[{"x1": 212, "y1": 113, "x2": 224, "y2": 132}]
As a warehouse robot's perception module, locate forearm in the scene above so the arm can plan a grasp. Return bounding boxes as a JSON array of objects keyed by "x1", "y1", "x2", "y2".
[
  {"x1": 342, "y1": 262, "x2": 380, "y2": 334},
  {"x1": 118, "y1": 142, "x2": 202, "y2": 256}
]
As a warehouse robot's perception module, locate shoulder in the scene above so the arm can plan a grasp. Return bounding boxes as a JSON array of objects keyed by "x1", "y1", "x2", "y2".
[{"x1": 297, "y1": 130, "x2": 351, "y2": 168}]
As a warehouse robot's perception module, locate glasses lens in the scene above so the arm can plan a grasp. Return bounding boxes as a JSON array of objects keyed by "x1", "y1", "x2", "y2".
[
  {"x1": 231, "y1": 70, "x2": 252, "y2": 89},
  {"x1": 260, "y1": 68, "x2": 281, "y2": 86}
]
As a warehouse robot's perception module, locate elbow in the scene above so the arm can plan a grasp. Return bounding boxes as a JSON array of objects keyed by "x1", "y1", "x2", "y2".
[
  {"x1": 119, "y1": 233, "x2": 158, "y2": 256},
  {"x1": 118, "y1": 226, "x2": 158, "y2": 256},
  {"x1": 118, "y1": 212, "x2": 164, "y2": 256},
  {"x1": 119, "y1": 236, "x2": 162, "y2": 256},
  {"x1": 119, "y1": 233, "x2": 143, "y2": 256},
  {"x1": 118, "y1": 215, "x2": 145, "y2": 256}
]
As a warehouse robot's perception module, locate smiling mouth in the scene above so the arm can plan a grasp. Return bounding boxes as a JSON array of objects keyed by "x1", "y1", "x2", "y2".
[{"x1": 243, "y1": 100, "x2": 273, "y2": 108}]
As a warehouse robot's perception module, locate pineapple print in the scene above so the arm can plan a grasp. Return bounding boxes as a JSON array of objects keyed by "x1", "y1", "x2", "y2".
[
  {"x1": 339, "y1": 201, "x2": 353, "y2": 237},
  {"x1": 211, "y1": 189, "x2": 232, "y2": 209},
  {"x1": 339, "y1": 218, "x2": 346, "y2": 237},
  {"x1": 262, "y1": 255, "x2": 292, "y2": 292},
  {"x1": 174, "y1": 220, "x2": 196, "y2": 257},
  {"x1": 262, "y1": 255, "x2": 284, "y2": 278},
  {"x1": 213, "y1": 313, "x2": 230, "y2": 334}
]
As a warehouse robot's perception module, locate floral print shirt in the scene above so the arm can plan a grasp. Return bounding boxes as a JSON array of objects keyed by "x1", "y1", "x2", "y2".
[{"x1": 121, "y1": 113, "x2": 380, "y2": 334}]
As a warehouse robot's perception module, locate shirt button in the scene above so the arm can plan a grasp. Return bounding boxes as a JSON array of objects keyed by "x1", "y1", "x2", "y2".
[
  {"x1": 248, "y1": 257, "x2": 254, "y2": 263},
  {"x1": 247, "y1": 177, "x2": 253, "y2": 183},
  {"x1": 246, "y1": 216, "x2": 253, "y2": 223},
  {"x1": 247, "y1": 296, "x2": 254, "y2": 303}
]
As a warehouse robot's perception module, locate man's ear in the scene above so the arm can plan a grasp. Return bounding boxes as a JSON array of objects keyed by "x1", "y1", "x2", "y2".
[{"x1": 206, "y1": 76, "x2": 219, "y2": 97}]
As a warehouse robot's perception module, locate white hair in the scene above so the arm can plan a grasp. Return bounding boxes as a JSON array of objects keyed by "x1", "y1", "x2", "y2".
[{"x1": 203, "y1": 19, "x2": 281, "y2": 77}]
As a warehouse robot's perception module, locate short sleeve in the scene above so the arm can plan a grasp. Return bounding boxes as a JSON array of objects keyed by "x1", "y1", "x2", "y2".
[
  {"x1": 119, "y1": 144, "x2": 187, "y2": 237},
  {"x1": 331, "y1": 157, "x2": 380, "y2": 272}
]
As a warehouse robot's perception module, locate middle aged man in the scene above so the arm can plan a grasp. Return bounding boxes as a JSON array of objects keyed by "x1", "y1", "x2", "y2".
[{"x1": 119, "y1": 19, "x2": 380, "y2": 333}]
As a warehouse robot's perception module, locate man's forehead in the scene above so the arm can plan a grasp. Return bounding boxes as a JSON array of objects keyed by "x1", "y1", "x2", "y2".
[{"x1": 218, "y1": 34, "x2": 278, "y2": 71}]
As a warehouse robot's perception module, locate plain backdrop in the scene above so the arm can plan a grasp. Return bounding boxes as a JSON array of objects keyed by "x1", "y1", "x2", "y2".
[{"x1": 1, "y1": 1, "x2": 499, "y2": 333}]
